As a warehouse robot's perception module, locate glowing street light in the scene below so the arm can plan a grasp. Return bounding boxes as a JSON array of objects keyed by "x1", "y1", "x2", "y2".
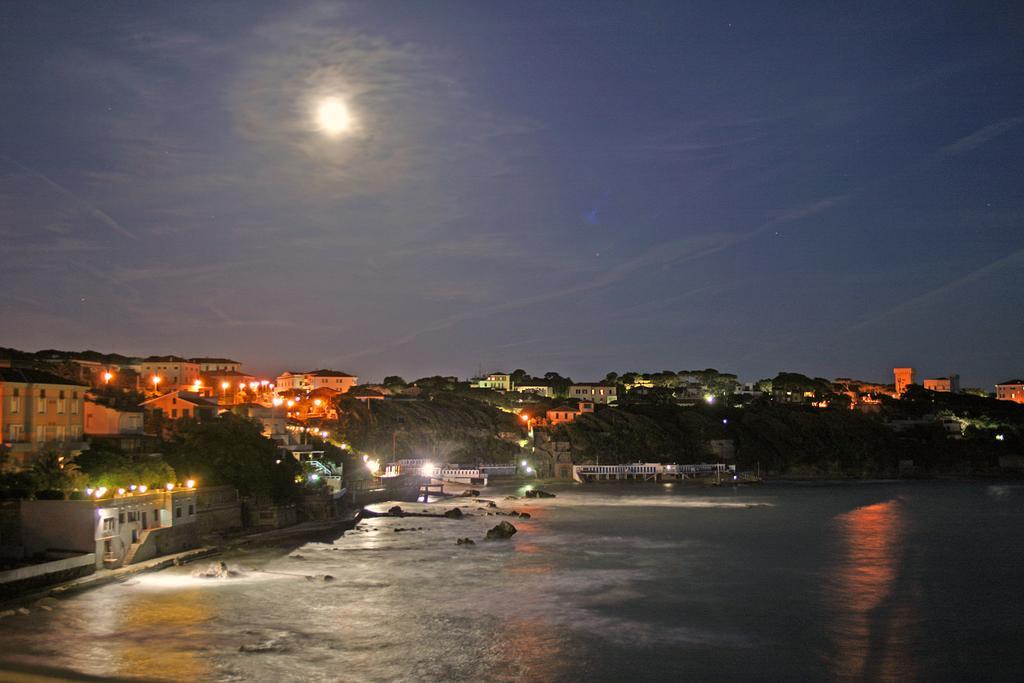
[
  {"x1": 221, "y1": 381, "x2": 230, "y2": 390},
  {"x1": 151, "y1": 375, "x2": 162, "y2": 389},
  {"x1": 185, "y1": 479, "x2": 196, "y2": 489},
  {"x1": 421, "y1": 462, "x2": 435, "y2": 477},
  {"x1": 521, "y1": 460, "x2": 528, "y2": 467},
  {"x1": 272, "y1": 397, "x2": 284, "y2": 407},
  {"x1": 704, "y1": 394, "x2": 715, "y2": 404},
  {"x1": 103, "y1": 371, "x2": 114, "y2": 384}
]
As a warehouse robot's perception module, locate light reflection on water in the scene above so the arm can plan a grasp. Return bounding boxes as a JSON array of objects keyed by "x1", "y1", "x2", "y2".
[{"x1": 827, "y1": 499, "x2": 916, "y2": 681}]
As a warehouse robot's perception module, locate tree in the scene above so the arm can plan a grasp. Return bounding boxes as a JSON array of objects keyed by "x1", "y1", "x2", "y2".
[
  {"x1": 510, "y1": 369, "x2": 530, "y2": 385},
  {"x1": 605, "y1": 372, "x2": 619, "y2": 384},
  {"x1": 382, "y1": 376, "x2": 407, "y2": 388},
  {"x1": 165, "y1": 414, "x2": 300, "y2": 502},
  {"x1": 30, "y1": 446, "x2": 81, "y2": 496},
  {"x1": 76, "y1": 446, "x2": 176, "y2": 489}
]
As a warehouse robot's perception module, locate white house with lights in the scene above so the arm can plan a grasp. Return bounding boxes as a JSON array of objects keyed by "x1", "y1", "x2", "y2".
[{"x1": 21, "y1": 486, "x2": 199, "y2": 568}]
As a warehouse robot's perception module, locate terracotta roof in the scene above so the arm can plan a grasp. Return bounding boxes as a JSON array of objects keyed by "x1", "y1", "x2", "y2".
[
  {"x1": 997, "y1": 379, "x2": 1024, "y2": 386},
  {"x1": 142, "y1": 355, "x2": 192, "y2": 363},
  {"x1": 190, "y1": 357, "x2": 240, "y2": 364}
]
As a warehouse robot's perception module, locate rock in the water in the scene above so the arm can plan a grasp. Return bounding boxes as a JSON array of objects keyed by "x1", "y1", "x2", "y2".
[
  {"x1": 444, "y1": 507, "x2": 464, "y2": 519},
  {"x1": 456, "y1": 537, "x2": 476, "y2": 546},
  {"x1": 461, "y1": 489, "x2": 481, "y2": 497},
  {"x1": 518, "y1": 512, "x2": 531, "y2": 519},
  {"x1": 485, "y1": 521, "x2": 518, "y2": 540},
  {"x1": 192, "y1": 561, "x2": 237, "y2": 579},
  {"x1": 17, "y1": 608, "x2": 30, "y2": 615},
  {"x1": 504, "y1": 495, "x2": 518, "y2": 500},
  {"x1": 523, "y1": 489, "x2": 556, "y2": 499},
  {"x1": 0, "y1": 610, "x2": 14, "y2": 618},
  {"x1": 388, "y1": 505, "x2": 405, "y2": 516}
]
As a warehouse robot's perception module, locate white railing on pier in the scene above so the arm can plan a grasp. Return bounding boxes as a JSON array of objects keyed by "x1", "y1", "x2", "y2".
[{"x1": 572, "y1": 462, "x2": 736, "y2": 481}]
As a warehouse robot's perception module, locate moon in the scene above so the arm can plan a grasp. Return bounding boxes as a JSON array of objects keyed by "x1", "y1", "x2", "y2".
[{"x1": 316, "y1": 98, "x2": 351, "y2": 136}]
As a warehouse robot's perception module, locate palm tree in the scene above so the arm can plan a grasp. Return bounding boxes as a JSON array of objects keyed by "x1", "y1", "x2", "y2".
[{"x1": 30, "y1": 446, "x2": 80, "y2": 494}]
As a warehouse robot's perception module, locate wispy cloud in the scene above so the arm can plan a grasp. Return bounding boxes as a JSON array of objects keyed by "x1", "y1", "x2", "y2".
[{"x1": 941, "y1": 117, "x2": 1024, "y2": 156}]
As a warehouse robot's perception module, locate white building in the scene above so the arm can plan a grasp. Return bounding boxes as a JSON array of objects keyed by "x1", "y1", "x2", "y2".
[{"x1": 21, "y1": 487, "x2": 199, "y2": 568}]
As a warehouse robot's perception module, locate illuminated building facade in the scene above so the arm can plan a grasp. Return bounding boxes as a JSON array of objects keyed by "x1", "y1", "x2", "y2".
[
  {"x1": 995, "y1": 380, "x2": 1024, "y2": 404},
  {"x1": 275, "y1": 369, "x2": 358, "y2": 394},
  {"x1": 923, "y1": 375, "x2": 960, "y2": 393},
  {"x1": 135, "y1": 356, "x2": 201, "y2": 391},
  {"x1": 893, "y1": 367, "x2": 915, "y2": 396},
  {"x1": 0, "y1": 368, "x2": 87, "y2": 466}
]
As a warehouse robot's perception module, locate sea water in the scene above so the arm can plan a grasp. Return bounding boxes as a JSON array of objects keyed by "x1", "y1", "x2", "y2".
[{"x1": 1, "y1": 481, "x2": 1022, "y2": 681}]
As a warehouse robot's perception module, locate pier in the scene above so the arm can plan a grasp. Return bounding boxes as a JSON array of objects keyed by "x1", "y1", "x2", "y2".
[{"x1": 572, "y1": 462, "x2": 735, "y2": 483}]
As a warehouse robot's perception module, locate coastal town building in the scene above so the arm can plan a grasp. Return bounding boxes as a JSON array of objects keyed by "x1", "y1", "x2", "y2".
[
  {"x1": 515, "y1": 381, "x2": 555, "y2": 398},
  {"x1": 536, "y1": 401, "x2": 595, "y2": 426},
  {"x1": 995, "y1": 380, "x2": 1024, "y2": 404},
  {"x1": 275, "y1": 369, "x2": 357, "y2": 394},
  {"x1": 923, "y1": 375, "x2": 960, "y2": 393},
  {"x1": 231, "y1": 402, "x2": 287, "y2": 442},
  {"x1": 189, "y1": 357, "x2": 242, "y2": 374},
  {"x1": 135, "y1": 356, "x2": 201, "y2": 393},
  {"x1": 0, "y1": 368, "x2": 87, "y2": 466},
  {"x1": 140, "y1": 391, "x2": 220, "y2": 422},
  {"x1": 21, "y1": 486, "x2": 199, "y2": 568},
  {"x1": 83, "y1": 398, "x2": 148, "y2": 453},
  {"x1": 893, "y1": 367, "x2": 915, "y2": 396},
  {"x1": 569, "y1": 383, "x2": 617, "y2": 404},
  {"x1": 472, "y1": 372, "x2": 513, "y2": 392},
  {"x1": 348, "y1": 386, "x2": 387, "y2": 406}
]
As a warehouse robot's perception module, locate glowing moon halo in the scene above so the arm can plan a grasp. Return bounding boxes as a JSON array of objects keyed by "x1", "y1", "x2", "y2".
[{"x1": 316, "y1": 98, "x2": 351, "y2": 136}]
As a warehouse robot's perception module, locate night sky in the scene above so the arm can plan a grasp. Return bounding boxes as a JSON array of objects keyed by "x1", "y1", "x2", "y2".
[{"x1": 1, "y1": 2, "x2": 1022, "y2": 386}]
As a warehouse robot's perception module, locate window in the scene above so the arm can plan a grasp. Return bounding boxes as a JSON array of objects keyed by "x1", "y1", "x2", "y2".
[
  {"x1": 10, "y1": 395, "x2": 19, "y2": 414},
  {"x1": 118, "y1": 511, "x2": 125, "y2": 523},
  {"x1": 55, "y1": 426, "x2": 66, "y2": 440},
  {"x1": 70, "y1": 425, "x2": 82, "y2": 438},
  {"x1": 171, "y1": 409, "x2": 177, "y2": 418},
  {"x1": 188, "y1": 504, "x2": 194, "y2": 515},
  {"x1": 175, "y1": 506, "x2": 182, "y2": 518},
  {"x1": 37, "y1": 390, "x2": 46, "y2": 413},
  {"x1": 35, "y1": 426, "x2": 46, "y2": 442},
  {"x1": 59, "y1": 390, "x2": 65, "y2": 399},
  {"x1": 8, "y1": 424, "x2": 23, "y2": 441},
  {"x1": 71, "y1": 399, "x2": 78, "y2": 415},
  {"x1": 57, "y1": 399, "x2": 66, "y2": 414},
  {"x1": 102, "y1": 518, "x2": 116, "y2": 533},
  {"x1": 182, "y1": 409, "x2": 190, "y2": 418}
]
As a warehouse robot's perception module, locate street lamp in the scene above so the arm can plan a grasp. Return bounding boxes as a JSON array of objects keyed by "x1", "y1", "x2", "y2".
[
  {"x1": 151, "y1": 375, "x2": 162, "y2": 393},
  {"x1": 103, "y1": 371, "x2": 114, "y2": 384}
]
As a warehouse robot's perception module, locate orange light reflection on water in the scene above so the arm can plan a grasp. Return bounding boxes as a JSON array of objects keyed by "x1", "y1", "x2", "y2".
[
  {"x1": 828, "y1": 499, "x2": 916, "y2": 680},
  {"x1": 112, "y1": 588, "x2": 214, "y2": 679}
]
